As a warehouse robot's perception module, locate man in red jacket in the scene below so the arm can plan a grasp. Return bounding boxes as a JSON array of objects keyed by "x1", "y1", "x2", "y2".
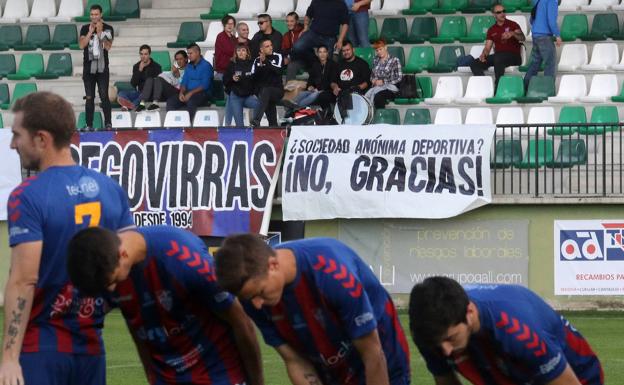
[{"x1": 282, "y1": 11, "x2": 304, "y2": 80}]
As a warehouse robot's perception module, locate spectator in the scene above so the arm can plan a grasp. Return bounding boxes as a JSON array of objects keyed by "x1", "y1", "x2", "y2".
[
  {"x1": 292, "y1": 45, "x2": 336, "y2": 108},
  {"x1": 292, "y1": 0, "x2": 349, "y2": 64},
  {"x1": 346, "y1": 0, "x2": 371, "y2": 48},
  {"x1": 135, "y1": 50, "x2": 188, "y2": 112},
  {"x1": 315, "y1": 40, "x2": 370, "y2": 111},
  {"x1": 117, "y1": 44, "x2": 162, "y2": 111},
  {"x1": 524, "y1": 0, "x2": 561, "y2": 89},
  {"x1": 250, "y1": 14, "x2": 283, "y2": 58},
  {"x1": 214, "y1": 15, "x2": 238, "y2": 78},
  {"x1": 282, "y1": 12, "x2": 305, "y2": 80},
  {"x1": 365, "y1": 39, "x2": 402, "y2": 109},
  {"x1": 250, "y1": 38, "x2": 284, "y2": 127},
  {"x1": 237, "y1": 22, "x2": 251, "y2": 45},
  {"x1": 224, "y1": 44, "x2": 259, "y2": 126},
  {"x1": 166, "y1": 43, "x2": 213, "y2": 119},
  {"x1": 79, "y1": 4, "x2": 114, "y2": 129},
  {"x1": 470, "y1": 4, "x2": 524, "y2": 89}
]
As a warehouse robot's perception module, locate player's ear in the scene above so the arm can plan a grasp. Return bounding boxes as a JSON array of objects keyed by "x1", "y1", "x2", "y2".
[{"x1": 267, "y1": 255, "x2": 279, "y2": 270}]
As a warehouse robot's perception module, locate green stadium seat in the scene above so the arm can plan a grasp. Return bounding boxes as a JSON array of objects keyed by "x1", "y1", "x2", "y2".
[
  {"x1": 401, "y1": 17, "x2": 437, "y2": 44},
  {"x1": 0, "y1": 84, "x2": 9, "y2": 106},
  {"x1": 355, "y1": 47, "x2": 375, "y2": 68},
  {"x1": 501, "y1": 0, "x2": 527, "y2": 12},
  {"x1": 273, "y1": 20, "x2": 288, "y2": 35},
  {"x1": 0, "y1": 54, "x2": 16, "y2": 78},
  {"x1": 580, "y1": 105, "x2": 619, "y2": 134},
  {"x1": 7, "y1": 54, "x2": 45, "y2": 80},
  {"x1": 0, "y1": 83, "x2": 37, "y2": 110},
  {"x1": 547, "y1": 139, "x2": 587, "y2": 168},
  {"x1": 167, "y1": 22, "x2": 205, "y2": 48},
  {"x1": 394, "y1": 76, "x2": 432, "y2": 104},
  {"x1": 428, "y1": 45, "x2": 464, "y2": 73},
  {"x1": 560, "y1": 14, "x2": 588, "y2": 42},
  {"x1": 373, "y1": 108, "x2": 401, "y2": 124},
  {"x1": 114, "y1": 81, "x2": 134, "y2": 92},
  {"x1": 14, "y1": 25, "x2": 50, "y2": 51},
  {"x1": 77, "y1": 111, "x2": 103, "y2": 130},
  {"x1": 76, "y1": 0, "x2": 126, "y2": 21},
  {"x1": 548, "y1": 106, "x2": 586, "y2": 135},
  {"x1": 492, "y1": 139, "x2": 522, "y2": 168},
  {"x1": 486, "y1": 75, "x2": 524, "y2": 104},
  {"x1": 0, "y1": 113, "x2": 3, "y2": 128},
  {"x1": 380, "y1": 18, "x2": 408, "y2": 44},
  {"x1": 388, "y1": 46, "x2": 405, "y2": 67},
  {"x1": 201, "y1": 0, "x2": 238, "y2": 20},
  {"x1": 463, "y1": 0, "x2": 496, "y2": 13},
  {"x1": 430, "y1": 16, "x2": 467, "y2": 43},
  {"x1": 42, "y1": 24, "x2": 78, "y2": 50},
  {"x1": 404, "y1": 108, "x2": 432, "y2": 124},
  {"x1": 36, "y1": 53, "x2": 72, "y2": 79},
  {"x1": 368, "y1": 18, "x2": 379, "y2": 42},
  {"x1": 516, "y1": 76, "x2": 555, "y2": 104},
  {"x1": 403, "y1": 0, "x2": 438, "y2": 15},
  {"x1": 460, "y1": 15, "x2": 494, "y2": 43},
  {"x1": 404, "y1": 46, "x2": 435, "y2": 73},
  {"x1": 0, "y1": 26, "x2": 23, "y2": 50},
  {"x1": 515, "y1": 139, "x2": 554, "y2": 169},
  {"x1": 432, "y1": 0, "x2": 468, "y2": 14},
  {"x1": 581, "y1": 13, "x2": 619, "y2": 41},
  {"x1": 114, "y1": 0, "x2": 140, "y2": 18},
  {"x1": 151, "y1": 51, "x2": 171, "y2": 72}
]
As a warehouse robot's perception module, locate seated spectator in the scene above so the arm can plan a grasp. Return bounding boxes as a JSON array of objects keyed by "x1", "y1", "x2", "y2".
[
  {"x1": 346, "y1": 0, "x2": 371, "y2": 48},
  {"x1": 237, "y1": 22, "x2": 250, "y2": 45},
  {"x1": 470, "y1": 4, "x2": 524, "y2": 89},
  {"x1": 250, "y1": 38, "x2": 284, "y2": 126},
  {"x1": 250, "y1": 14, "x2": 283, "y2": 58},
  {"x1": 365, "y1": 39, "x2": 402, "y2": 109},
  {"x1": 166, "y1": 43, "x2": 213, "y2": 119},
  {"x1": 292, "y1": 45, "x2": 336, "y2": 108},
  {"x1": 118, "y1": 44, "x2": 162, "y2": 110},
  {"x1": 293, "y1": 0, "x2": 349, "y2": 65},
  {"x1": 214, "y1": 15, "x2": 238, "y2": 79},
  {"x1": 282, "y1": 12, "x2": 305, "y2": 80},
  {"x1": 135, "y1": 50, "x2": 188, "y2": 112},
  {"x1": 315, "y1": 40, "x2": 370, "y2": 111},
  {"x1": 224, "y1": 44, "x2": 259, "y2": 126}
]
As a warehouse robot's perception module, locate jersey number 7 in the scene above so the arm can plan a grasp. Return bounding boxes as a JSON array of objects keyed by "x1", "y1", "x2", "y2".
[{"x1": 74, "y1": 202, "x2": 102, "y2": 227}]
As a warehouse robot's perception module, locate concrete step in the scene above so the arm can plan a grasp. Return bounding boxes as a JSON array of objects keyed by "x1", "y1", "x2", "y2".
[
  {"x1": 116, "y1": 25, "x2": 181, "y2": 37},
  {"x1": 152, "y1": 0, "x2": 209, "y2": 9},
  {"x1": 112, "y1": 35, "x2": 178, "y2": 48},
  {"x1": 140, "y1": 7, "x2": 208, "y2": 19}
]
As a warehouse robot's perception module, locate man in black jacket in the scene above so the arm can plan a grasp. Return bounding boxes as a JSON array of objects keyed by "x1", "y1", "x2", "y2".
[
  {"x1": 251, "y1": 38, "x2": 284, "y2": 127},
  {"x1": 250, "y1": 14, "x2": 283, "y2": 58},
  {"x1": 118, "y1": 44, "x2": 162, "y2": 111}
]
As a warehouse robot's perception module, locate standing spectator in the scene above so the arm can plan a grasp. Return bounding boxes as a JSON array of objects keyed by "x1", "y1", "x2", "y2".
[
  {"x1": 117, "y1": 44, "x2": 162, "y2": 111},
  {"x1": 250, "y1": 14, "x2": 283, "y2": 58},
  {"x1": 365, "y1": 39, "x2": 402, "y2": 109},
  {"x1": 79, "y1": 4, "x2": 114, "y2": 130},
  {"x1": 136, "y1": 50, "x2": 188, "y2": 112},
  {"x1": 251, "y1": 38, "x2": 284, "y2": 127},
  {"x1": 470, "y1": 4, "x2": 524, "y2": 89},
  {"x1": 282, "y1": 12, "x2": 305, "y2": 80},
  {"x1": 315, "y1": 40, "x2": 370, "y2": 110},
  {"x1": 224, "y1": 44, "x2": 259, "y2": 126},
  {"x1": 292, "y1": 0, "x2": 349, "y2": 64},
  {"x1": 214, "y1": 15, "x2": 238, "y2": 78},
  {"x1": 292, "y1": 45, "x2": 337, "y2": 108},
  {"x1": 346, "y1": 0, "x2": 371, "y2": 48},
  {"x1": 524, "y1": 0, "x2": 561, "y2": 89},
  {"x1": 237, "y1": 22, "x2": 251, "y2": 45},
  {"x1": 166, "y1": 43, "x2": 213, "y2": 119}
]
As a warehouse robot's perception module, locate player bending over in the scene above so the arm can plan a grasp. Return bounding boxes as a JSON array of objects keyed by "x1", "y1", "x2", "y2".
[
  {"x1": 409, "y1": 277, "x2": 604, "y2": 385},
  {"x1": 67, "y1": 225, "x2": 264, "y2": 385},
  {"x1": 215, "y1": 234, "x2": 411, "y2": 385}
]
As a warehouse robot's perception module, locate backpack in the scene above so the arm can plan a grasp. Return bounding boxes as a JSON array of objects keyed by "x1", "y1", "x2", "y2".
[{"x1": 399, "y1": 75, "x2": 422, "y2": 99}]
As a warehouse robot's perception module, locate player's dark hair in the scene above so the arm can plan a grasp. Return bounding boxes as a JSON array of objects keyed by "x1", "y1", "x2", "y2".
[
  {"x1": 186, "y1": 43, "x2": 201, "y2": 53},
  {"x1": 12, "y1": 91, "x2": 75, "y2": 149},
  {"x1": 174, "y1": 50, "x2": 188, "y2": 59},
  {"x1": 222, "y1": 14, "x2": 236, "y2": 27},
  {"x1": 257, "y1": 13, "x2": 272, "y2": 23},
  {"x1": 287, "y1": 11, "x2": 299, "y2": 20},
  {"x1": 139, "y1": 44, "x2": 151, "y2": 54},
  {"x1": 67, "y1": 227, "x2": 122, "y2": 297},
  {"x1": 408, "y1": 276, "x2": 469, "y2": 349},
  {"x1": 214, "y1": 233, "x2": 274, "y2": 295},
  {"x1": 90, "y1": 4, "x2": 102, "y2": 13}
]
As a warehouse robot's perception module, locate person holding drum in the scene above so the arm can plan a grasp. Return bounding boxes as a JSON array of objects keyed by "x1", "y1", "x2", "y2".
[{"x1": 365, "y1": 39, "x2": 402, "y2": 109}]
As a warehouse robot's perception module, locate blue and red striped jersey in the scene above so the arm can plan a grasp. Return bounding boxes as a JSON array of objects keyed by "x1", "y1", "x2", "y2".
[
  {"x1": 245, "y1": 238, "x2": 411, "y2": 385},
  {"x1": 110, "y1": 226, "x2": 246, "y2": 385},
  {"x1": 418, "y1": 284, "x2": 604, "y2": 385},
  {"x1": 7, "y1": 165, "x2": 134, "y2": 355}
]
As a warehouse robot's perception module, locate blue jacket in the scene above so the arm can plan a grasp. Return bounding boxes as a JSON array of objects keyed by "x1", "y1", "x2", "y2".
[
  {"x1": 180, "y1": 57, "x2": 213, "y2": 93},
  {"x1": 530, "y1": 0, "x2": 560, "y2": 37}
]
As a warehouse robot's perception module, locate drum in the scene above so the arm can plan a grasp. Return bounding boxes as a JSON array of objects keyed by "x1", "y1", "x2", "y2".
[{"x1": 334, "y1": 93, "x2": 373, "y2": 125}]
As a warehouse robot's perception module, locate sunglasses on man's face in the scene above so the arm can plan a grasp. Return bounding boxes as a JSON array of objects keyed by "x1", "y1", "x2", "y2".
[
  {"x1": 258, "y1": 20, "x2": 268, "y2": 25},
  {"x1": 494, "y1": 9, "x2": 506, "y2": 14}
]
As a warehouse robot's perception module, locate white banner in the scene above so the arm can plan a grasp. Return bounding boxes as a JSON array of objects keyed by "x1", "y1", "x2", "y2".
[
  {"x1": 554, "y1": 220, "x2": 624, "y2": 295},
  {"x1": 282, "y1": 124, "x2": 495, "y2": 220},
  {"x1": 0, "y1": 129, "x2": 22, "y2": 220}
]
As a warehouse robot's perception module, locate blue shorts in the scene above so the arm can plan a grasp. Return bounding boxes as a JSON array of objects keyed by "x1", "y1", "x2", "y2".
[{"x1": 21, "y1": 352, "x2": 105, "y2": 385}]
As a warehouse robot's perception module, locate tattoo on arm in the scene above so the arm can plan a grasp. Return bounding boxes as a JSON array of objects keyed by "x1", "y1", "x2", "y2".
[
  {"x1": 303, "y1": 373, "x2": 321, "y2": 385},
  {"x1": 5, "y1": 297, "x2": 27, "y2": 351}
]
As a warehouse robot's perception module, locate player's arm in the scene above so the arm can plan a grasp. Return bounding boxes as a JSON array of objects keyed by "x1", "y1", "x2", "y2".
[
  {"x1": 0, "y1": 241, "x2": 42, "y2": 385},
  {"x1": 545, "y1": 364, "x2": 583, "y2": 385},
  {"x1": 434, "y1": 373, "x2": 463, "y2": 385},
  {"x1": 352, "y1": 330, "x2": 390, "y2": 385},
  {"x1": 275, "y1": 344, "x2": 324, "y2": 385},
  {"x1": 216, "y1": 299, "x2": 264, "y2": 385}
]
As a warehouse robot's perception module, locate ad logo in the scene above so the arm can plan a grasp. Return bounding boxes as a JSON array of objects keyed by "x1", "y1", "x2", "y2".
[{"x1": 560, "y1": 222, "x2": 624, "y2": 261}]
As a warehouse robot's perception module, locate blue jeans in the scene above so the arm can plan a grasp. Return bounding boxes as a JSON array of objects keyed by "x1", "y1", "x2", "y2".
[
  {"x1": 292, "y1": 29, "x2": 337, "y2": 63},
  {"x1": 117, "y1": 90, "x2": 141, "y2": 109},
  {"x1": 294, "y1": 90, "x2": 321, "y2": 107},
  {"x1": 228, "y1": 92, "x2": 260, "y2": 126},
  {"x1": 524, "y1": 35, "x2": 556, "y2": 89},
  {"x1": 223, "y1": 93, "x2": 233, "y2": 125},
  {"x1": 166, "y1": 91, "x2": 209, "y2": 120},
  {"x1": 348, "y1": 11, "x2": 370, "y2": 48}
]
